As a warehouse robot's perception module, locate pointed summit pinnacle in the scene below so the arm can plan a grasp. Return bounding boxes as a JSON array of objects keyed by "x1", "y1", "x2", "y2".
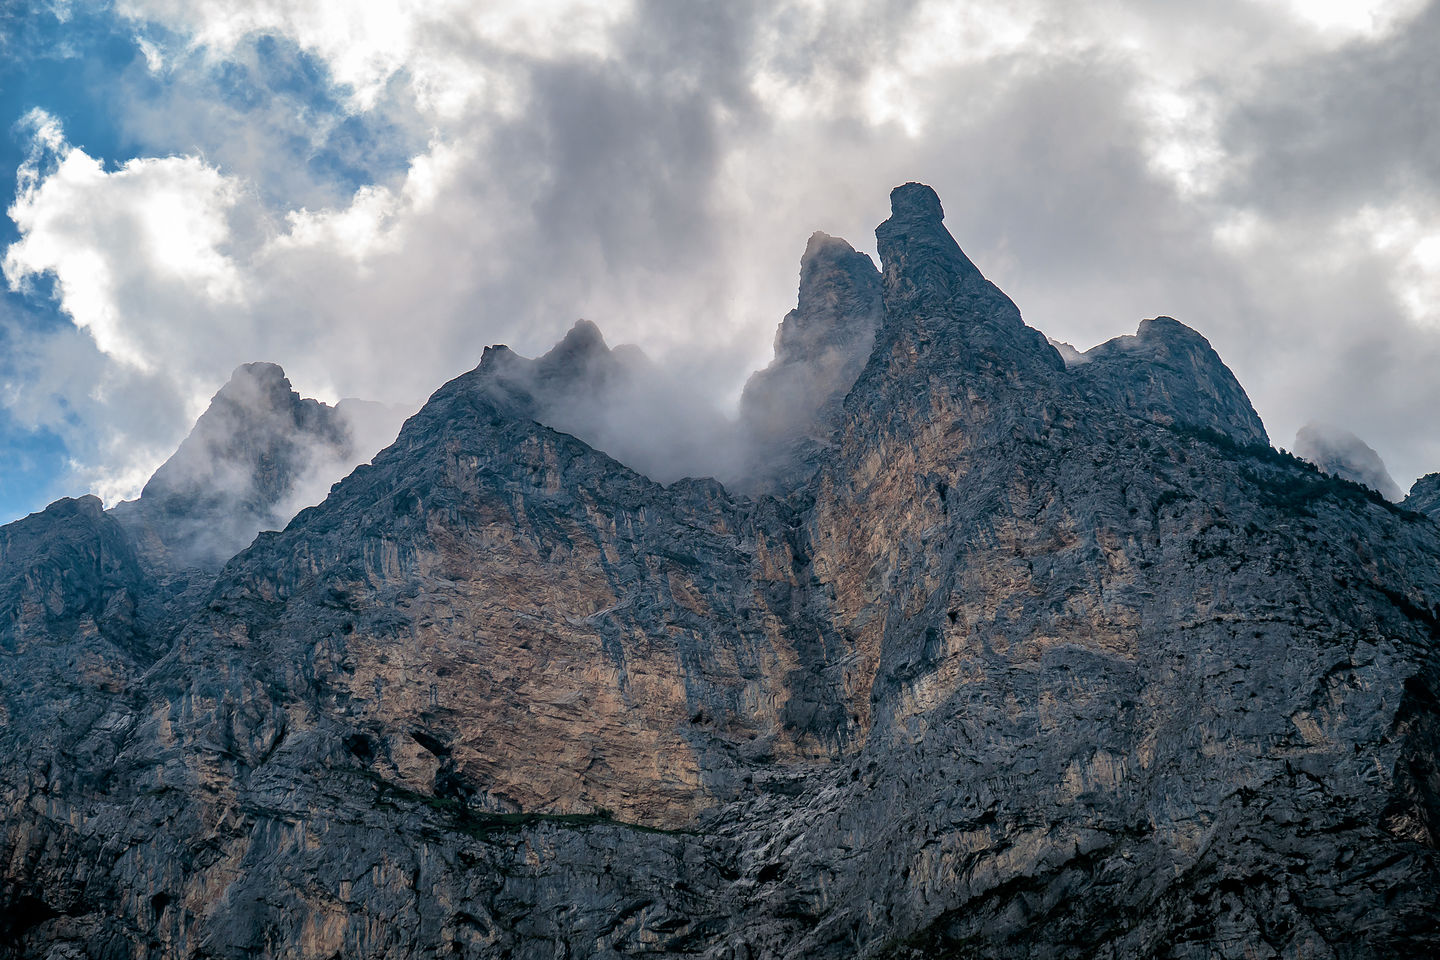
[
  {"x1": 888, "y1": 182, "x2": 946, "y2": 223},
  {"x1": 875, "y1": 182, "x2": 983, "y2": 304}
]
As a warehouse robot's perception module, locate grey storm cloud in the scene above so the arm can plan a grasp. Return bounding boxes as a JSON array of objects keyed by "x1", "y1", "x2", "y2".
[{"x1": 1220, "y1": 3, "x2": 1440, "y2": 218}]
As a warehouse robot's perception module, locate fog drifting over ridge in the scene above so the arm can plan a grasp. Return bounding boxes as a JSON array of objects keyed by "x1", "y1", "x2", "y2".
[{"x1": 5, "y1": 0, "x2": 1440, "y2": 519}]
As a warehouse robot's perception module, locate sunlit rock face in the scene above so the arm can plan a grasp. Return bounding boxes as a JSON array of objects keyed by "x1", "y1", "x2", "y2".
[{"x1": 2, "y1": 183, "x2": 1440, "y2": 959}]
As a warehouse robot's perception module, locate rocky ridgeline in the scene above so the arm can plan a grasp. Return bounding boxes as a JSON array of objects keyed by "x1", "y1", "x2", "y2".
[{"x1": 1, "y1": 184, "x2": 1439, "y2": 959}]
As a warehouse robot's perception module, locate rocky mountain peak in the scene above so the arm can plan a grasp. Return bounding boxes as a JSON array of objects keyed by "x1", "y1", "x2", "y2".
[
  {"x1": 1075, "y1": 316, "x2": 1269, "y2": 444},
  {"x1": 1404, "y1": 472, "x2": 1440, "y2": 518},
  {"x1": 875, "y1": 181, "x2": 984, "y2": 304},
  {"x1": 739, "y1": 232, "x2": 883, "y2": 491},
  {"x1": 467, "y1": 320, "x2": 740, "y2": 485},
  {"x1": 140, "y1": 361, "x2": 348, "y2": 507},
  {"x1": 6, "y1": 182, "x2": 1440, "y2": 959},
  {"x1": 535, "y1": 319, "x2": 610, "y2": 380},
  {"x1": 116, "y1": 362, "x2": 353, "y2": 569},
  {"x1": 774, "y1": 232, "x2": 882, "y2": 358},
  {"x1": 1294, "y1": 422, "x2": 1403, "y2": 501},
  {"x1": 888, "y1": 180, "x2": 945, "y2": 221}
]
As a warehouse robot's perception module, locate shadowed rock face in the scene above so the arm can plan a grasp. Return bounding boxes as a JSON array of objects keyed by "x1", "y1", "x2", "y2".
[
  {"x1": 740, "y1": 231, "x2": 883, "y2": 492},
  {"x1": 1075, "y1": 316, "x2": 1270, "y2": 445},
  {"x1": 1294, "y1": 421, "x2": 1404, "y2": 501},
  {"x1": 2, "y1": 183, "x2": 1440, "y2": 959},
  {"x1": 111, "y1": 362, "x2": 354, "y2": 570},
  {"x1": 1407, "y1": 474, "x2": 1440, "y2": 518}
]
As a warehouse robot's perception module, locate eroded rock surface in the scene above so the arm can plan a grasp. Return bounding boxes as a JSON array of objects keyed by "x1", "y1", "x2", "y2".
[{"x1": 2, "y1": 183, "x2": 1439, "y2": 959}]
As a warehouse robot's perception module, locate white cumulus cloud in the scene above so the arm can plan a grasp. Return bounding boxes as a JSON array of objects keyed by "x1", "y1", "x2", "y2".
[
  {"x1": 5, "y1": 110, "x2": 246, "y2": 371},
  {"x1": 7, "y1": 0, "x2": 1440, "y2": 518}
]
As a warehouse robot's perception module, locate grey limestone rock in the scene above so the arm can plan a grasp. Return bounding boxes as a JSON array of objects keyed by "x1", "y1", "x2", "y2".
[
  {"x1": 739, "y1": 231, "x2": 883, "y2": 492},
  {"x1": 1074, "y1": 316, "x2": 1269, "y2": 445}
]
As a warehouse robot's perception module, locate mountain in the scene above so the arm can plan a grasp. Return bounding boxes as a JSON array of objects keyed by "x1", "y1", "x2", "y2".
[
  {"x1": 478, "y1": 318, "x2": 739, "y2": 485},
  {"x1": 109, "y1": 362, "x2": 410, "y2": 576},
  {"x1": 1407, "y1": 474, "x2": 1440, "y2": 519},
  {"x1": 1293, "y1": 422, "x2": 1404, "y2": 502},
  {"x1": 107, "y1": 361, "x2": 352, "y2": 572},
  {"x1": 1, "y1": 183, "x2": 1438, "y2": 959}
]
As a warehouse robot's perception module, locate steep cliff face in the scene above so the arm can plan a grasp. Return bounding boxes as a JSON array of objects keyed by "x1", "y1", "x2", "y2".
[
  {"x1": 2, "y1": 183, "x2": 1439, "y2": 959},
  {"x1": 0, "y1": 496, "x2": 167, "y2": 952},
  {"x1": 776, "y1": 185, "x2": 1440, "y2": 957}
]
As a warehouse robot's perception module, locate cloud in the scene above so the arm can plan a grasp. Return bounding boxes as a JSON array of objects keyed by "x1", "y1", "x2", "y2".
[
  {"x1": 5, "y1": 0, "x2": 1440, "y2": 518},
  {"x1": 5, "y1": 110, "x2": 246, "y2": 371},
  {"x1": 114, "y1": 0, "x2": 632, "y2": 117}
]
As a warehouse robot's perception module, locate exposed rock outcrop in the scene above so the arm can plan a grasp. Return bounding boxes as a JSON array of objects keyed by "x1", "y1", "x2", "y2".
[
  {"x1": 1406, "y1": 473, "x2": 1440, "y2": 519},
  {"x1": 1074, "y1": 316, "x2": 1269, "y2": 445},
  {"x1": 2, "y1": 183, "x2": 1438, "y2": 959}
]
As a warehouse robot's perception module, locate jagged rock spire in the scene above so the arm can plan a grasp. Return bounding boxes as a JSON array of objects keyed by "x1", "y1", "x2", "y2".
[
  {"x1": 875, "y1": 182, "x2": 984, "y2": 306},
  {"x1": 739, "y1": 231, "x2": 883, "y2": 492}
]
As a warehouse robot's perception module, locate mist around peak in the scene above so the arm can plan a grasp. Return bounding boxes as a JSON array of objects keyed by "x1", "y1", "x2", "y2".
[
  {"x1": 112, "y1": 363, "x2": 411, "y2": 568},
  {"x1": 92, "y1": 181, "x2": 1284, "y2": 572},
  {"x1": 737, "y1": 232, "x2": 884, "y2": 493},
  {"x1": 476, "y1": 319, "x2": 744, "y2": 486},
  {"x1": 1293, "y1": 421, "x2": 1403, "y2": 502},
  {"x1": 461, "y1": 223, "x2": 889, "y2": 496}
]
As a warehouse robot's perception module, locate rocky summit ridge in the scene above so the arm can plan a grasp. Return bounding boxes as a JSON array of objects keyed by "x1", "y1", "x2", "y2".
[{"x1": 2, "y1": 183, "x2": 1439, "y2": 959}]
